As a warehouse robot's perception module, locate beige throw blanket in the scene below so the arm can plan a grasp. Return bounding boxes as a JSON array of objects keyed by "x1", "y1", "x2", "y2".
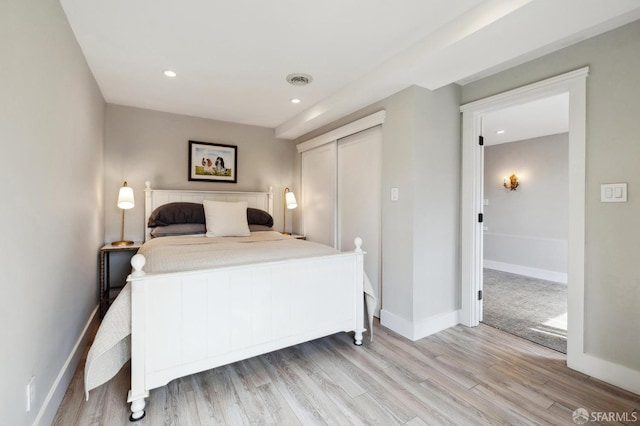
[{"x1": 84, "y1": 232, "x2": 376, "y2": 399}]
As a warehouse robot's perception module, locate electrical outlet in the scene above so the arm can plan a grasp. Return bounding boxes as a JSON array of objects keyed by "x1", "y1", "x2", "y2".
[{"x1": 26, "y1": 376, "x2": 35, "y2": 412}]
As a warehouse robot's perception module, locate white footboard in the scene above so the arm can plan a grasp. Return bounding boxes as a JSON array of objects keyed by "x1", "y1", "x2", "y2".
[{"x1": 127, "y1": 240, "x2": 365, "y2": 420}]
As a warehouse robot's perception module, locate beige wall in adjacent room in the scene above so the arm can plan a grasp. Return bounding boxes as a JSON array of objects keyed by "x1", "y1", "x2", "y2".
[
  {"x1": 0, "y1": 1, "x2": 105, "y2": 424},
  {"x1": 484, "y1": 134, "x2": 569, "y2": 274},
  {"x1": 462, "y1": 20, "x2": 640, "y2": 371},
  {"x1": 104, "y1": 104, "x2": 298, "y2": 243}
]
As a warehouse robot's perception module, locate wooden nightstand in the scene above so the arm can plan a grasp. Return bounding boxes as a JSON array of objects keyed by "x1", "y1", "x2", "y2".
[{"x1": 99, "y1": 242, "x2": 142, "y2": 318}]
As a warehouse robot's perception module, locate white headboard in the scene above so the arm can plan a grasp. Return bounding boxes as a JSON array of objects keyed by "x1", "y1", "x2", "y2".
[{"x1": 144, "y1": 181, "x2": 274, "y2": 241}]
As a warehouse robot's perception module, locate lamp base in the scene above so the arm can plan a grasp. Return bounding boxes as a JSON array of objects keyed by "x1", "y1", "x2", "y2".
[{"x1": 112, "y1": 240, "x2": 134, "y2": 247}]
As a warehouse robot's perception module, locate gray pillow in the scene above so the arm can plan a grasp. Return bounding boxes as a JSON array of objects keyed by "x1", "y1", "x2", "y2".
[
  {"x1": 249, "y1": 224, "x2": 273, "y2": 232},
  {"x1": 247, "y1": 208, "x2": 274, "y2": 227},
  {"x1": 148, "y1": 202, "x2": 204, "y2": 227},
  {"x1": 150, "y1": 223, "x2": 206, "y2": 237},
  {"x1": 147, "y1": 202, "x2": 274, "y2": 227}
]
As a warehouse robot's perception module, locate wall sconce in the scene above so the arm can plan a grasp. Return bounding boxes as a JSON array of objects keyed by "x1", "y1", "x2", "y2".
[
  {"x1": 112, "y1": 181, "x2": 135, "y2": 246},
  {"x1": 282, "y1": 187, "x2": 298, "y2": 235},
  {"x1": 503, "y1": 174, "x2": 519, "y2": 191}
]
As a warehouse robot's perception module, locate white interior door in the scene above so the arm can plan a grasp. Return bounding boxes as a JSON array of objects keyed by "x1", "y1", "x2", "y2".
[
  {"x1": 338, "y1": 126, "x2": 382, "y2": 316},
  {"x1": 301, "y1": 142, "x2": 337, "y2": 247}
]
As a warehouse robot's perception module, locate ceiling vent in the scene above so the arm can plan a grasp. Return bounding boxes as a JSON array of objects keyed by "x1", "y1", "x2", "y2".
[{"x1": 286, "y1": 73, "x2": 313, "y2": 86}]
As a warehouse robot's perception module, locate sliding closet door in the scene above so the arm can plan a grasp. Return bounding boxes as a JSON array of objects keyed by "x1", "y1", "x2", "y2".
[
  {"x1": 301, "y1": 142, "x2": 337, "y2": 247},
  {"x1": 338, "y1": 126, "x2": 382, "y2": 316}
]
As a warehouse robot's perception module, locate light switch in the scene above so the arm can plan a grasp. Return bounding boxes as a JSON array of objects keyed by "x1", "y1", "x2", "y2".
[
  {"x1": 605, "y1": 188, "x2": 613, "y2": 199},
  {"x1": 601, "y1": 183, "x2": 627, "y2": 202},
  {"x1": 483, "y1": 199, "x2": 489, "y2": 206},
  {"x1": 391, "y1": 187, "x2": 399, "y2": 201}
]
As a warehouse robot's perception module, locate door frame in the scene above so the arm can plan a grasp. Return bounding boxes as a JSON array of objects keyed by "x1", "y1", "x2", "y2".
[{"x1": 459, "y1": 67, "x2": 588, "y2": 366}]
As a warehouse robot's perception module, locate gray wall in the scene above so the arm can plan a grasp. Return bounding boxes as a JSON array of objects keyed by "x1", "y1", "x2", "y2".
[
  {"x1": 0, "y1": 1, "x2": 105, "y2": 424},
  {"x1": 105, "y1": 105, "x2": 297, "y2": 243},
  {"x1": 462, "y1": 20, "x2": 640, "y2": 371},
  {"x1": 295, "y1": 84, "x2": 461, "y2": 326},
  {"x1": 484, "y1": 134, "x2": 569, "y2": 274},
  {"x1": 413, "y1": 86, "x2": 461, "y2": 320}
]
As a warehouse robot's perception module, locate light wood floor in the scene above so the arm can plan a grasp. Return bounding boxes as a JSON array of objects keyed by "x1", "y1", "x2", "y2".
[{"x1": 54, "y1": 321, "x2": 639, "y2": 425}]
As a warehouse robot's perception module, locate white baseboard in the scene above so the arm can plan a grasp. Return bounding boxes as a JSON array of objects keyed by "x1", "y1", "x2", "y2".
[
  {"x1": 380, "y1": 309, "x2": 414, "y2": 340},
  {"x1": 568, "y1": 352, "x2": 640, "y2": 396},
  {"x1": 34, "y1": 306, "x2": 99, "y2": 426},
  {"x1": 484, "y1": 260, "x2": 567, "y2": 284},
  {"x1": 380, "y1": 309, "x2": 460, "y2": 341},
  {"x1": 413, "y1": 310, "x2": 460, "y2": 341}
]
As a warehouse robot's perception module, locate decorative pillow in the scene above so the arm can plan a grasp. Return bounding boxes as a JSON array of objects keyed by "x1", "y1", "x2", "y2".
[
  {"x1": 249, "y1": 224, "x2": 273, "y2": 232},
  {"x1": 203, "y1": 200, "x2": 251, "y2": 237},
  {"x1": 247, "y1": 207, "x2": 274, "y2": 227},
  {"x1": 150, "y1": 223, "x2": 206, "y2": 237},
  {"x1": 148, "y1": 202, "x2": 205, "y2": 227}
]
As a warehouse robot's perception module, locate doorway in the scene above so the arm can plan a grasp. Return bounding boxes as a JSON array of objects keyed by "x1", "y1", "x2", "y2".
[
  {"x1": 480, "y1": 97, "x2": 569, "y2": 352},
  {"x1": 459, "y1": 67, "x2": 588, "y2": 366}
]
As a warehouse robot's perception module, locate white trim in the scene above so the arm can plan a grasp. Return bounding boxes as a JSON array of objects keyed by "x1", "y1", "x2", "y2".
[
  {"x1": 380, "y1": 309, "x2": 460, "y2": 341},
  {"x1": 483, "y1": 231, "x2": 567, "y2": 244},
  {"x1": 380, "y1": 309, "x2": 414, "y2": 340},
  {"x1": 413, "y1": 310, "x2": 461, "y2": 341},
  {"x1": 484, "y1": 260, "x2": 567, "y2": 284},
  {"x1": 459, "y1": 105, "x2": 485, "y2": 326},
  {"x1": 460, "y1": 67, "x2": 587, "y2": 368},
  {"x1": 460, "y1": 67, "x2": 589, "y2": 112},
  {"x1": 34, "y1": 306, "x2": 99, "y2": 426},
  {"x1": 569, "y1": 353, "x2": 640, "y2": 396},
  {"x1": 296, "y1": 110, "x2": 386, "y2": 153},
  {"x1": 565, "y1": 75, "x2": 587, "y2": 373}
]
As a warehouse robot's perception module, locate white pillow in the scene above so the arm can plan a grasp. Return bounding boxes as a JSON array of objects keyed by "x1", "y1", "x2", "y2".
[{"x1": 203, "y1": 200, "x2": 251, "y2": 237}]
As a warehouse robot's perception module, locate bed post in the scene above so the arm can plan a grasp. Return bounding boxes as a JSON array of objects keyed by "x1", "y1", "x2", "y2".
[
  {"x1": 267, "y1": 185, "x2": 274, "y2": 216},
  {"x1": 128, "y1": 254, "x2": 149, "y2": 421},
  {"x1": 353, "y1": 237, "x2": 366, "y2": 346}
]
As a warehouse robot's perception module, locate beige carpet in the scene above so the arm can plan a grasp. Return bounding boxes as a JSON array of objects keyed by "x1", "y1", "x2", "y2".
[{"x1": 482, "y1": 268, "x2": 567, "y2": 353}]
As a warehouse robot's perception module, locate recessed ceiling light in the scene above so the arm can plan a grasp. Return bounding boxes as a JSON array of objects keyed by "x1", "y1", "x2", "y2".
[
  {"x1": 290, "y1": 98, "x2": 301, "y2": 104},
  {"x1": 496, "y1": 130, "x2": 505, "y2": 134},
  {"x1": 163, "y1": 70, "x2": 177, "y2": 78}
]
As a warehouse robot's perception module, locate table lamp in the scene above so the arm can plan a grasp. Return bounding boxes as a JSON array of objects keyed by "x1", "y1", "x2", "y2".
[
  {"x1": 282, "y1": 187, "x2": 297, "y2": 235},
  {"x1": 112, "y1": 181, "x2": 135, "y2": 246}
]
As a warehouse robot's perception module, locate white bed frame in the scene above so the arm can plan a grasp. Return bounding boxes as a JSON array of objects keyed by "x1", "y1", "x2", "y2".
[{"x1": 126, "y1": 182, "x2": 366, "y2": 421}]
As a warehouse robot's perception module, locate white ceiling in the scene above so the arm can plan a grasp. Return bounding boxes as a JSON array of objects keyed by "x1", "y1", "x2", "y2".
[{"x1": 59, "y1": 0, "x2": 640, "y2": 140}]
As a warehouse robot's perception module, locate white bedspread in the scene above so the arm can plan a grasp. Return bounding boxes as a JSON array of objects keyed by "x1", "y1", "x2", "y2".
[
  {"x1": 84, "y1": 232, "x2": 376, "y2": 399},
  {"x1": 137, "y1": 231, "x2": 338, "y2": 272}
]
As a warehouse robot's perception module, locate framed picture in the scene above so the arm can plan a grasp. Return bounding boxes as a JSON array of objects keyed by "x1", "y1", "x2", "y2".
[{"x1": 188, "y1": 140, "x2": 238, "y2": 183}]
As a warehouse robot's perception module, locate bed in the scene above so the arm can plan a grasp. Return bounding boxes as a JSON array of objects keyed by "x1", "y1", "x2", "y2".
[{"x1": 85, "y1": 182, "x2": 373, "y2": 421}]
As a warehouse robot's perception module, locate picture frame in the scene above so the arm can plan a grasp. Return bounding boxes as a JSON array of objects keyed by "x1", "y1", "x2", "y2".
[{"x1": 188, "y1": 140, "x2": 238, "y2": 183}]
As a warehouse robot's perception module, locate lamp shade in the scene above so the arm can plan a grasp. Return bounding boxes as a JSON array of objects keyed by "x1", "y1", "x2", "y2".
[
  {"x1": 285, "y1": 191, "x2": 297, "y2": 209},
  {"x1": 117, "y1": 185, "x2": 135, "y2": 210}
]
